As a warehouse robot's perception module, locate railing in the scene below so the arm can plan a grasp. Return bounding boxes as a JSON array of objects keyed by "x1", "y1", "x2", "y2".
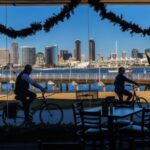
[{"x1": 0, "y1": 73, "x2": 150, "y2": 81}]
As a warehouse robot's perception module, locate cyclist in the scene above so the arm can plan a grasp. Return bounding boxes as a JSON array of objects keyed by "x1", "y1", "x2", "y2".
[
  {"x1": 14, "y1": 64, "x2": 46, "y2": 123},
  {"x1": 114, "y1": 67, "x2": 138, "y2": 102}
]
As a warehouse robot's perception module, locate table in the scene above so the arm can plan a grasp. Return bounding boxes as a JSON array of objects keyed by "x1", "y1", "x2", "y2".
[{"x1": 85, "y1": 106, "x2": 143, "y2": 149}]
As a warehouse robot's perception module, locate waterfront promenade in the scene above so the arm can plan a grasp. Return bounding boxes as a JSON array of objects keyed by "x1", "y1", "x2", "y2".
[{"x1": 1, "y1": 91, "x2": 150, "y2": 101}]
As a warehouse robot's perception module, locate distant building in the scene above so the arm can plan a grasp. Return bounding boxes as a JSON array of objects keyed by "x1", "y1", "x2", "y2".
[
  {"x1": 45, "y1": 45, "x2": 58, "y2": 66},
  {"x1": 63, "y1": 53, "x2": 72, "y2": 61},
  {"x1": 21, "y1": 46, "x2": 36, "y2": 66},
  {"x1": 60, "y1": 50, "x2": 68, "y2": 58},
  {"x1": 36, "y1": 52, "x2": 45, "y2": 66},
  {"x1": 111, "y1": 53, "x2": 117, "y2": 60},
  {"x1": 11, "y1": 42, "x2": 19, "y2": 65},
  {"x1": 89, "y1": 39, "x2": 95, "y2": 62},
  {"x1": 75, "y1": 40, "x2": 81, "y2": 61},
  {"x1": 145, "y1": 48, "x2": 150, "y2": 54},
  {"x1": 137, "y1": 52, "x2": 144, "y2": 59},
  {"x1": 131, "y1": 48, "x2": 138, "y2": 59},
  {"x1": 122, "y1": 51, "x2": 127, "y2": 59},
  {"x1": 0, "y1": 48, "x2": 10, "y2": 66}
]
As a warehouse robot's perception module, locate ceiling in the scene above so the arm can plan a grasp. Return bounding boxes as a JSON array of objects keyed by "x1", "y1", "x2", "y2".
[{"x1": 1, "y1": 0, "x2": 150, "y2": 6}]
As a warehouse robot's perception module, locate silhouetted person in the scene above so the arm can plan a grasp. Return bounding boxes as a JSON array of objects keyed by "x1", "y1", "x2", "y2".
[
  {"x1": 114, "y1": 67, "x2": 138, "y2": 102},
  {"x1": 14, "y1": 64, "x2": 45, "y2": 123}
]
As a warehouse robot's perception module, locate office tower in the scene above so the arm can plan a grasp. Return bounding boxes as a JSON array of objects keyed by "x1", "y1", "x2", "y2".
[
  {"x1": 45, "y1": 45, "x2": 58, "y2": 66},
  {"x1": 122, "y1": 51, "x2": 127, "y2": 59},
  {"x1": 11, "y1": 42, "x2": 19, "y2": 65},
  {"x1": 60, "y1": 50, "x2": 69, "y2": 61},
  {"x1": 36, "y1": 52, "x2": 45, "y2": 66},
  {"x1": 131, "y1": 48, "x2": 138, "y2": 59},
  {"x1": 21, "y1": 46, "x2": 36, "y2": 66},
  {"x1": 75, "y1": 40, "x2": 81, "y2": 61},
  {"x1": 0, "y1": 48, "x2": 10, "y2": 66},
  {"x1": 89, "y1": 39, "x2": 95, "y2": 61},
  {"x1": 137, "y1": 52, "x2": 144, "y2": 59},
  {"x1": 60, "y1": 50, "x2": 68, "y2": 58}
]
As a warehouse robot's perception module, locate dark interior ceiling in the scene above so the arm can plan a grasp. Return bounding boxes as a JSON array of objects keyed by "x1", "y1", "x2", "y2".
[{"x1": 1, "y1": 0, "x2": 150, "y2": 6}]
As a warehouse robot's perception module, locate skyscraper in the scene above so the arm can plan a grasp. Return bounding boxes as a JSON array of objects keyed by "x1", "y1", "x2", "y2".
[
  {"x1": 45, "y1": 45, "x2": 58, "y2": 66},
  {"x1": 75, "y1": 40, "x2": 81, "y2": 61},
  {"x1": 131, "y1": 48, "x2": 138, "y2": 59},
  {"x1": 0, "y1": 48, "x2": 10, "y2": 66},
  {"x1": 122, "y1": 51, "x2": 127, "y2": 59},
  {"x1": 11, "y1": 42, "x2": 19, "y2": 64},
  {"x1": 89, "y1": 39, "x2": 95, "y2": 62},
  {"x1": 21, "y1": 46, "x2": 36, "y2": 66},
  {"x1": 36, "y1": 52, "x2": 45, "y2": 66}
]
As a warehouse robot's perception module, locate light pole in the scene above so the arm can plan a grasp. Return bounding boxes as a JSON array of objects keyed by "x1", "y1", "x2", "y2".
[{"x1": 97, "y1": 54, "x2": 101, "y2": 82}]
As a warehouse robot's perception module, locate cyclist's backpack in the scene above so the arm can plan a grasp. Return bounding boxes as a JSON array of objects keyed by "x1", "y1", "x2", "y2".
[{"x1": 3, "y1": 102, "x2": 18, "y2": 118}]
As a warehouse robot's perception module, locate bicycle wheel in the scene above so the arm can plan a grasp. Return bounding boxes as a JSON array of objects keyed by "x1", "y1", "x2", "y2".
[
  {"x1": 2, "y1": 104, "x2": 25, "y2": 127},
  {"x1": 135, "y1": 97, "x2": 149, "y2": 109},
  {"x1": 134, "y1": 97, "x2": 149, "y2": 118},
  {"x1": 40, "y1": 103, "x2": 63, "y2": 125}
]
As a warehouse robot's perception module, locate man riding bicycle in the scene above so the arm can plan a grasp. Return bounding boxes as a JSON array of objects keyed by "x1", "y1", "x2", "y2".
[
  {"x1": 14, "y1": 64, "x2": 46, "y2": 123},
  {"x1": 114, "y1": 67, "x2": 138, "y2": 102}
]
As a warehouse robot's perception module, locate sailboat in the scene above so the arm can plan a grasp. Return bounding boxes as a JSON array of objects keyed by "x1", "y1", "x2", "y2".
[{"x1": 108, "y1": 41, "x2": 131, "y2": 73}]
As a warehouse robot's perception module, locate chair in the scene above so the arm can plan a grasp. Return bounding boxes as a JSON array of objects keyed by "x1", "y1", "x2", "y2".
[
  {"x1": 80, "y1": 109, "x2": 108, "y2": 149},
  {"x1": 119, "y1": 108, "x2": 150, "y2": 149},
  {"x1": 72, "y1": 101, "x2": 84, "y2": 142}
]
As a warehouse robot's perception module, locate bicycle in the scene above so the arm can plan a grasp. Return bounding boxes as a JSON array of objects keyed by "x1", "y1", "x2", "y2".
[
  {"x1": 127, "y1": 85, "x2": 149, "y2": 109},
  {"x1": 2, "y1": 93, "x2": 64, "y2": 127},
  {"x1": 115, "y1": 84, "x2": 149, "y2": 117}
]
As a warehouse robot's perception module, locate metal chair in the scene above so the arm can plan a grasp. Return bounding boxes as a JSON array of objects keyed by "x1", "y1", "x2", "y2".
[
  {"x1": 72, "y1": 101, "x2": 84, "y2": 142},
  {"x1": 80, "y1": 109, "x2": 109, "y2": 149},
  {"x1": 119, "y1": 108, "x2": 150, "y2": 149}
]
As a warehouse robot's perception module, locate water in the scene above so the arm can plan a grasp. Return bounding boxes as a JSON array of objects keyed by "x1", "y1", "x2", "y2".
[{"x1": 0, "y1": 67, "x2": 149, "y2": 93}]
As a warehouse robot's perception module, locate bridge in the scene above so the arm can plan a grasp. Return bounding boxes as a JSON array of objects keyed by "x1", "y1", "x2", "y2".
[{"x1": 1, "y1": 72, "x2": 150, "y2": 86}]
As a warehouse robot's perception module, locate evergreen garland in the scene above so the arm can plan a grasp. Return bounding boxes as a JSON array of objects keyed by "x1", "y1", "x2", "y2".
[{"x1": 0, "y1": 0, "x2": 150, "y2": 38}]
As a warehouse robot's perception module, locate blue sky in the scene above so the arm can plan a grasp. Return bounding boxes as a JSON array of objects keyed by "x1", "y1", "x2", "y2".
[{"x1": 0, "y1": 5, "x2": 150, "y2": 59}]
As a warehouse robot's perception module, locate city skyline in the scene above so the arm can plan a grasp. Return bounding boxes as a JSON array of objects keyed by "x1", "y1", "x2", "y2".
[
  {"x1": 0, "y1": 40, "x2": 148, "y2": 61},
  {"x1": 0, "y1": 5, "x2": 150, "y2": 59}
]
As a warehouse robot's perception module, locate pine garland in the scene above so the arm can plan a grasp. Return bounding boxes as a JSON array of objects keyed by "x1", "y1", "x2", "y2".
[
  {"x1": 88, "y1": 0, "x2": 150, "y2": 36},
  {"x1": 0, "y1": 0, "x2": 150, "y2": 38}
]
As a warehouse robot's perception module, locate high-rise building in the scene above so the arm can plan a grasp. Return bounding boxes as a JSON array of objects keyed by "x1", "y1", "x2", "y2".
[
  {"x1": 122, "y1": 51, "x2": 127, "y2": 59},
  {"x1": 137, "y1": 52, "x2": 144, "y2": 59},
  {"x1": 60, "y1": 50, "x2": 68, "y2": 58},
  {"x1": 45, "y1": 45, "x2": 58, "y2": 66},
  {"x1": 21, "y1": 46, "x2": 36, "y2": 66},
  {"x1": 0, "y1": 48, "x2": 10, "y2": 66},
  {"x1": 75, "y1": 40, "x2": 81, "y2": 61},
  {"x1": 131, "y1": 48, "x2": 138, "y2": 59},
  {"x1": 89, "y1": 39, "x2": 95, "y2": 62},
  {"x1": 36, "y1": 52, "x2": 45, "y2": 66},
  {"x1": 11, "y1": 42, "x2": 19, "y2": 65}
]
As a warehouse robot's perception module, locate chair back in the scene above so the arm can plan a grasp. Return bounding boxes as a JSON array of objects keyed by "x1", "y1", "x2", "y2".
[
  {"x1": 72, "y1": 101, "x2": 83, "y2": 129},
  {"x1": 80, "y1": 110, "x2": 102, "y2": 131},
  {"x1": 141, "y1": 108, "x2": 150, "y2": 132}
]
